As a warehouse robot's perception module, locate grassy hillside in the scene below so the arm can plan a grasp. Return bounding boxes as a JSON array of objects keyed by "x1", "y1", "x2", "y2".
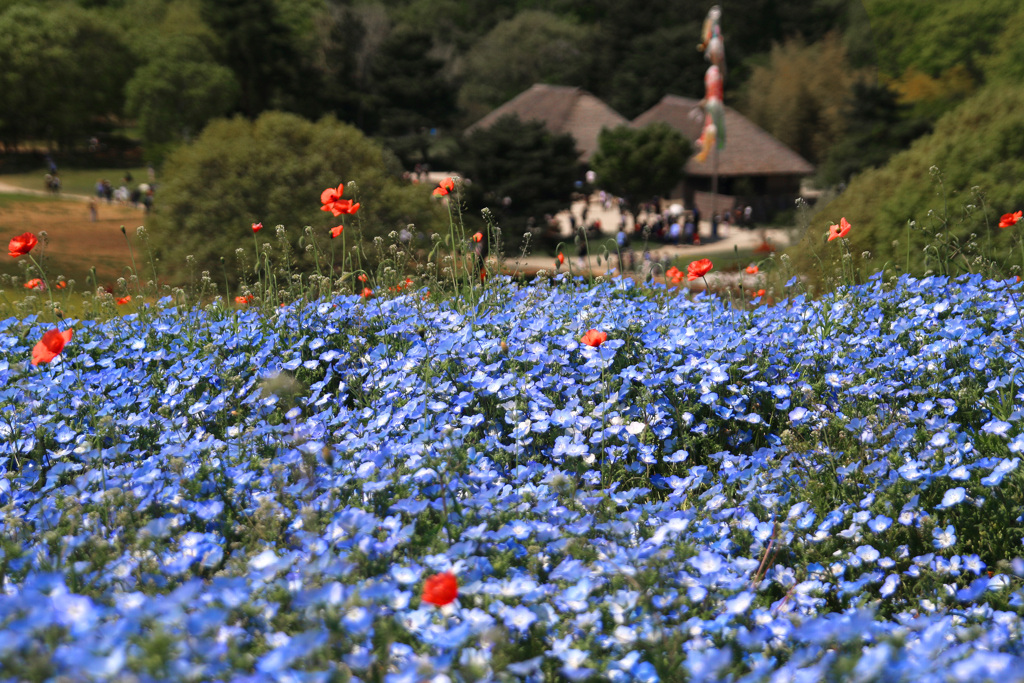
[{"x1": 789, "y1": 84, "x2": 1024, "y2": 287}]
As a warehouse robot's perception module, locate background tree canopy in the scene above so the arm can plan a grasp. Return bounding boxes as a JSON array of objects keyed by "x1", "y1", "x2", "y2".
[
  {"x1": 457, "y1": 115, "x2": 578, "y2": 246},
  {"x1": 149, "y1": 111, "x2": 444, "y2": 284},
  {"x1": 590, "y1": 123, "x2": 692, "y2": 215}
]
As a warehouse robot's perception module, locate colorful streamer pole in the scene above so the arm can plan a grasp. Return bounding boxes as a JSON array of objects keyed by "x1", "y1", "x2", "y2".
[{"x1": 696, "y1": 6, "x2": 726, "y2": 230}]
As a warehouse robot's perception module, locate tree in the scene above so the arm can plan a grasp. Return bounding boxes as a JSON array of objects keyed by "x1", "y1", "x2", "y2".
[
  {"x1": 817, "y1": 81, "x2": 931, "y2": 186},
  {"x1": 589, "y1": 123, "x2": 691, "y2": 217},
  {"x1": 740, "y1": 32, "x2": 861, "y2": 165},
  {"x1": 0, "y1": 4, "x2": 130, "y2": 150},
  {"x1": 456, "y1": 114, "x2": 578, "y2": 247},
  {"x1": 199, "y1": 0, "x2": 302, "y2": 117},
  {"x1": 124, "y1": 34, "x2": 238, "y2": 149},
  {"x1": 366, "y1": 25, "x2": 458, "y2": 168},
  {"x1": 149, "y1": 111, "x2": 445, "y2": 285},
  {"x1": 457, "y1": 11, "x2": 595, "y2": 124}
]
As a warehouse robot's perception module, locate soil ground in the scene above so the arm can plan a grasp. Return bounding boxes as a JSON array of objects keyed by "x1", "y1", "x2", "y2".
[{"x1": 0, "y1": 187, "x2": 143, "y2": 286}]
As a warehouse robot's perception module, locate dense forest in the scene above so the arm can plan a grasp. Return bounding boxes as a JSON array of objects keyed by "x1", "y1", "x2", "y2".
[{"x1": 0, "y1": 0, "x2": 867, "y2": 169}]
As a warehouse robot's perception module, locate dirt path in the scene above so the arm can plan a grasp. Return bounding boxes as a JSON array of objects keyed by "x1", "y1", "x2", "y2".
[
  {"x1": 501, "y1": 196, "x2": 794, "y2": 277},
  {"x1": 0, "y1": 187, "x2": 144, "y2": 284}
]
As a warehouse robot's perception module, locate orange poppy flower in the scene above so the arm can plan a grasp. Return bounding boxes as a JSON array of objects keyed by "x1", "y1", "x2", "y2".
[
  {"x1": 999, "y1": 210, "x2": 1022, "y2": 229},
  {"x1": 580, "y1": 329, "x2": 608, "y2": 347},
  {"x1": 116, "y1": 295, "x2": 132, "y2": 304},
  {"x1": 472, "y1": 232, "x2": 483, "y2": 243},
  {"x1": 32, "y1": 328, "x2": 73, "y2": 365},
  {"x1": 557, "y1": 252, "x2": 565, "y2": 264},
  {"x1": 687, "y1": 258, "x2": 713, "y2": 281},
  {"x1": 745, "y1": 264, "x2": 759, "y2": 275},
  {"x1": 827, "y1": 217, "x2": 852, "y2": 241},
  {"x1": 9, "y1": 232, "x2": 37, "y2": 258},
  {"x1": 357, "y1": 273, "x2": 368, "y2": 283},
  {"x1": 252, "y1": 222, "x2": 263, "y2": 233},
  {"x1": 23, "y1": 278, "x2": 44, "y2": 290},
  {"x1": 360, "y1": 287, "x2": 373, "y2": 298},
  {"x1": 330, "y1": 225, "x2": 344, "y2": 239},
  {"x1": 55, "y1": 280, "x2": 67, "y2": 290},
  {"x1": 753, "y1": 288, "x2": 766, "y2": 298},
  {"x1": 433, "y1": 177, "x2": 455, "y2": 196},
  {"x1": 422, "y1": 572, "x2": 458, "y2": 606},
  {"x1": 320, "y1": 183, "x2": 345, "y2": 205}
]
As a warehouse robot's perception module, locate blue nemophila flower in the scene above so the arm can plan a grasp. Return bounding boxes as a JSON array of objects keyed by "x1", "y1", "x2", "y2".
[
  {"x1": 933, "y1": 525, "x2": 957, "y2": 550},
  {"x1": 938, "y1": 487, "x2": 967, "y2": 508}
]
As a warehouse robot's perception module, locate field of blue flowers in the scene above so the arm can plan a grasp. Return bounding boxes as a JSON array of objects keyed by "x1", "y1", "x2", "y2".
[{"x1": 3, "y1": 269, "x2": 1024, "y2": 681}]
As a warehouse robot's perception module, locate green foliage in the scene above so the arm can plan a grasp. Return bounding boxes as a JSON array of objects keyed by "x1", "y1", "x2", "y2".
[
  {"x1": 199, "y1": 0, "x2": 303, "y2": 117},
  {"x1": 124, "y1": 35, "x2": 238, "y2": 148},
  {"x1": 456, "y1": 115, "x2": 578, "y2": 239},
  {"x1": 817, "y1": 81, "x2": 932, "y2": 186},
  {"x1": 457, "y1": 11, "x2": 595, "y2": 124},
  {"x1": 589, "y1": 123, "x2": 691, "y2": 212},
  {"x1": 149, "y1": 111, "x2": 444, "y2": 284},
  {"x1": 0, "y1": 4, "x2": 131, "y2": 148},
  {"x1": 864, "y1": 0, "x2": 1019, "y2": 79},
  {"x1": 366, "y1": 25, "x2": 458, "y2": 168},
  {"x1": 740, "y1": 32, "x2": 861, "y2": 165},
  {"x1": 788, "y1": 84, "x2": 1024, "y2": 283},
  {"x1": 979, "y1": 7, "x2": 1024, "y2": 85}
]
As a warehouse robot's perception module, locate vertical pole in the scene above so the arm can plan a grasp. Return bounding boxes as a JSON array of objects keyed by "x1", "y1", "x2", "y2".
[{"x1": 711, "y1": 144, "x2": 719, "y2": 239}]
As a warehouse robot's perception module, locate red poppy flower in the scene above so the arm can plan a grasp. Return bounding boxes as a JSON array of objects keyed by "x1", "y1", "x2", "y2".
[
  {"x1": 357, "y1": 273, "x2": 368, "y2": 283},
  {"x1": 323, "y1": 199, "x2": 360, "y2": 217},
  {"x1": 330, "y1": 225, "x2": 344, "y2": 239},
  {"x1": 32, "y1": 328, "x2": 72, "y2": 365},
  {"x1": 422, "y1": 572, "x2": 458, "y2": 606},
  {"x1": 687, "y1": 258, "x2": 713, "y2": 281},
  {"x1": 9, "y1": 232, "x2": 38, "y2": 258},
  {"x1": 360, "y1": 287, "x2": 373, "y2": 298},
  {"x1": 581, "y1": 329, "x2": 608, "y2": 347},
  {"x1": 745, "y1": 264, "x2": 759, "y2": 275},
  {"x1": 116, "y1": 295, "x2": 131, "y2": 305},
  {"x1": 321, "y1": 183, "x2": 345, "y2": 205},
  {"x1": 252, "y1": 222, "x2": 263, "y2": 233},
  {"x1": 557, "y1": 252, "x2": 565, "y2": 264},
  {"x1": 753, "y1": 288, "x2": 766, "y2": 298},
  {"x1": 472, "y1": 232, "x2": 483, "y2": 243},
  {"x1": 433, "y1": 177, "x2": 455, "y2": 197},
  {"x1": 827, "y1": 217, "x2": 852, "y2": 241},
  {"x1": 999, "y1": 210, "x2": 1022, "y2": 229},
  {"x1": 55, "y1": 280, "x2": 67, "y2": 290},
  {"x1": 23, "y1": 278, "x2": 44, "y2": 290}
]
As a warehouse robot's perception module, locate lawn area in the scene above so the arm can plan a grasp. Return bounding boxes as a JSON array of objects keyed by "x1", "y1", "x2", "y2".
[
  {"x1": 0, "y1": 195, "x2": 142, "y2": 285},
  {"x1": 0, "y1": 165, "x2": 151, "y2": 197}
]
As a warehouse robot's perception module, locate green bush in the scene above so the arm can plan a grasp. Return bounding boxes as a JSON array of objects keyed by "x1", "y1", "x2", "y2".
[
  {"x1": 149, "y1": 111, "x2": 445, "y2": 287},
  {"x1": 789, "y1": 84, "x2": 1024, "y2": 286}
]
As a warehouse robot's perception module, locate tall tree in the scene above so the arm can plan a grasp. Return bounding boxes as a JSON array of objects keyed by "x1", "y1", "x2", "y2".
[
  {"x1": 590, "y1": 123, "x2": 692, "y2": 217},
  {"x1": 124, "y1": 35, "x2": 238, "y2": 148},
  {"x1": 0, "y1": 4, "x2": 130, "y2": 150},
  {"x1": 367, "y1": 24, "x2": 458, "y2": 167},
  {"x1": 200, "y1": 0, "x2": 301, "y2": 117},
  {"x1": 457, "y1": 114, "x2": 578, "y2": 244},
  {"x1": 457, "y1": 11, "x2": 595, "y2": 124},
  {"x1": 740, "y1": 32, "x2": 859, "y2": 165}
]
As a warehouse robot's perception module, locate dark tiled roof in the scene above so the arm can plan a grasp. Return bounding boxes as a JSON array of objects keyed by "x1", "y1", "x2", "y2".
[
  {"x1": 632, "y1": 95, "x2": 815, "y2": 177},
  {"x1": 465, "y1": 84, "x2": 629, "y2": 162}
]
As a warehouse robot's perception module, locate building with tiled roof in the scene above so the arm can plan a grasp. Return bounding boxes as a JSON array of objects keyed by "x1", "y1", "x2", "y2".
[
  {"x1": 464, "y1": 84, "x2": 628, "y2": 162},
  {"x1": 633, "y1": 95, "x2": 814, "y2": 221}
]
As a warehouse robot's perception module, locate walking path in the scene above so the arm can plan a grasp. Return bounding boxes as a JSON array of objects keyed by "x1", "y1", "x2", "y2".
[{"x1": 501, "y1": 195, "x2": 794, "y2": 278}]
